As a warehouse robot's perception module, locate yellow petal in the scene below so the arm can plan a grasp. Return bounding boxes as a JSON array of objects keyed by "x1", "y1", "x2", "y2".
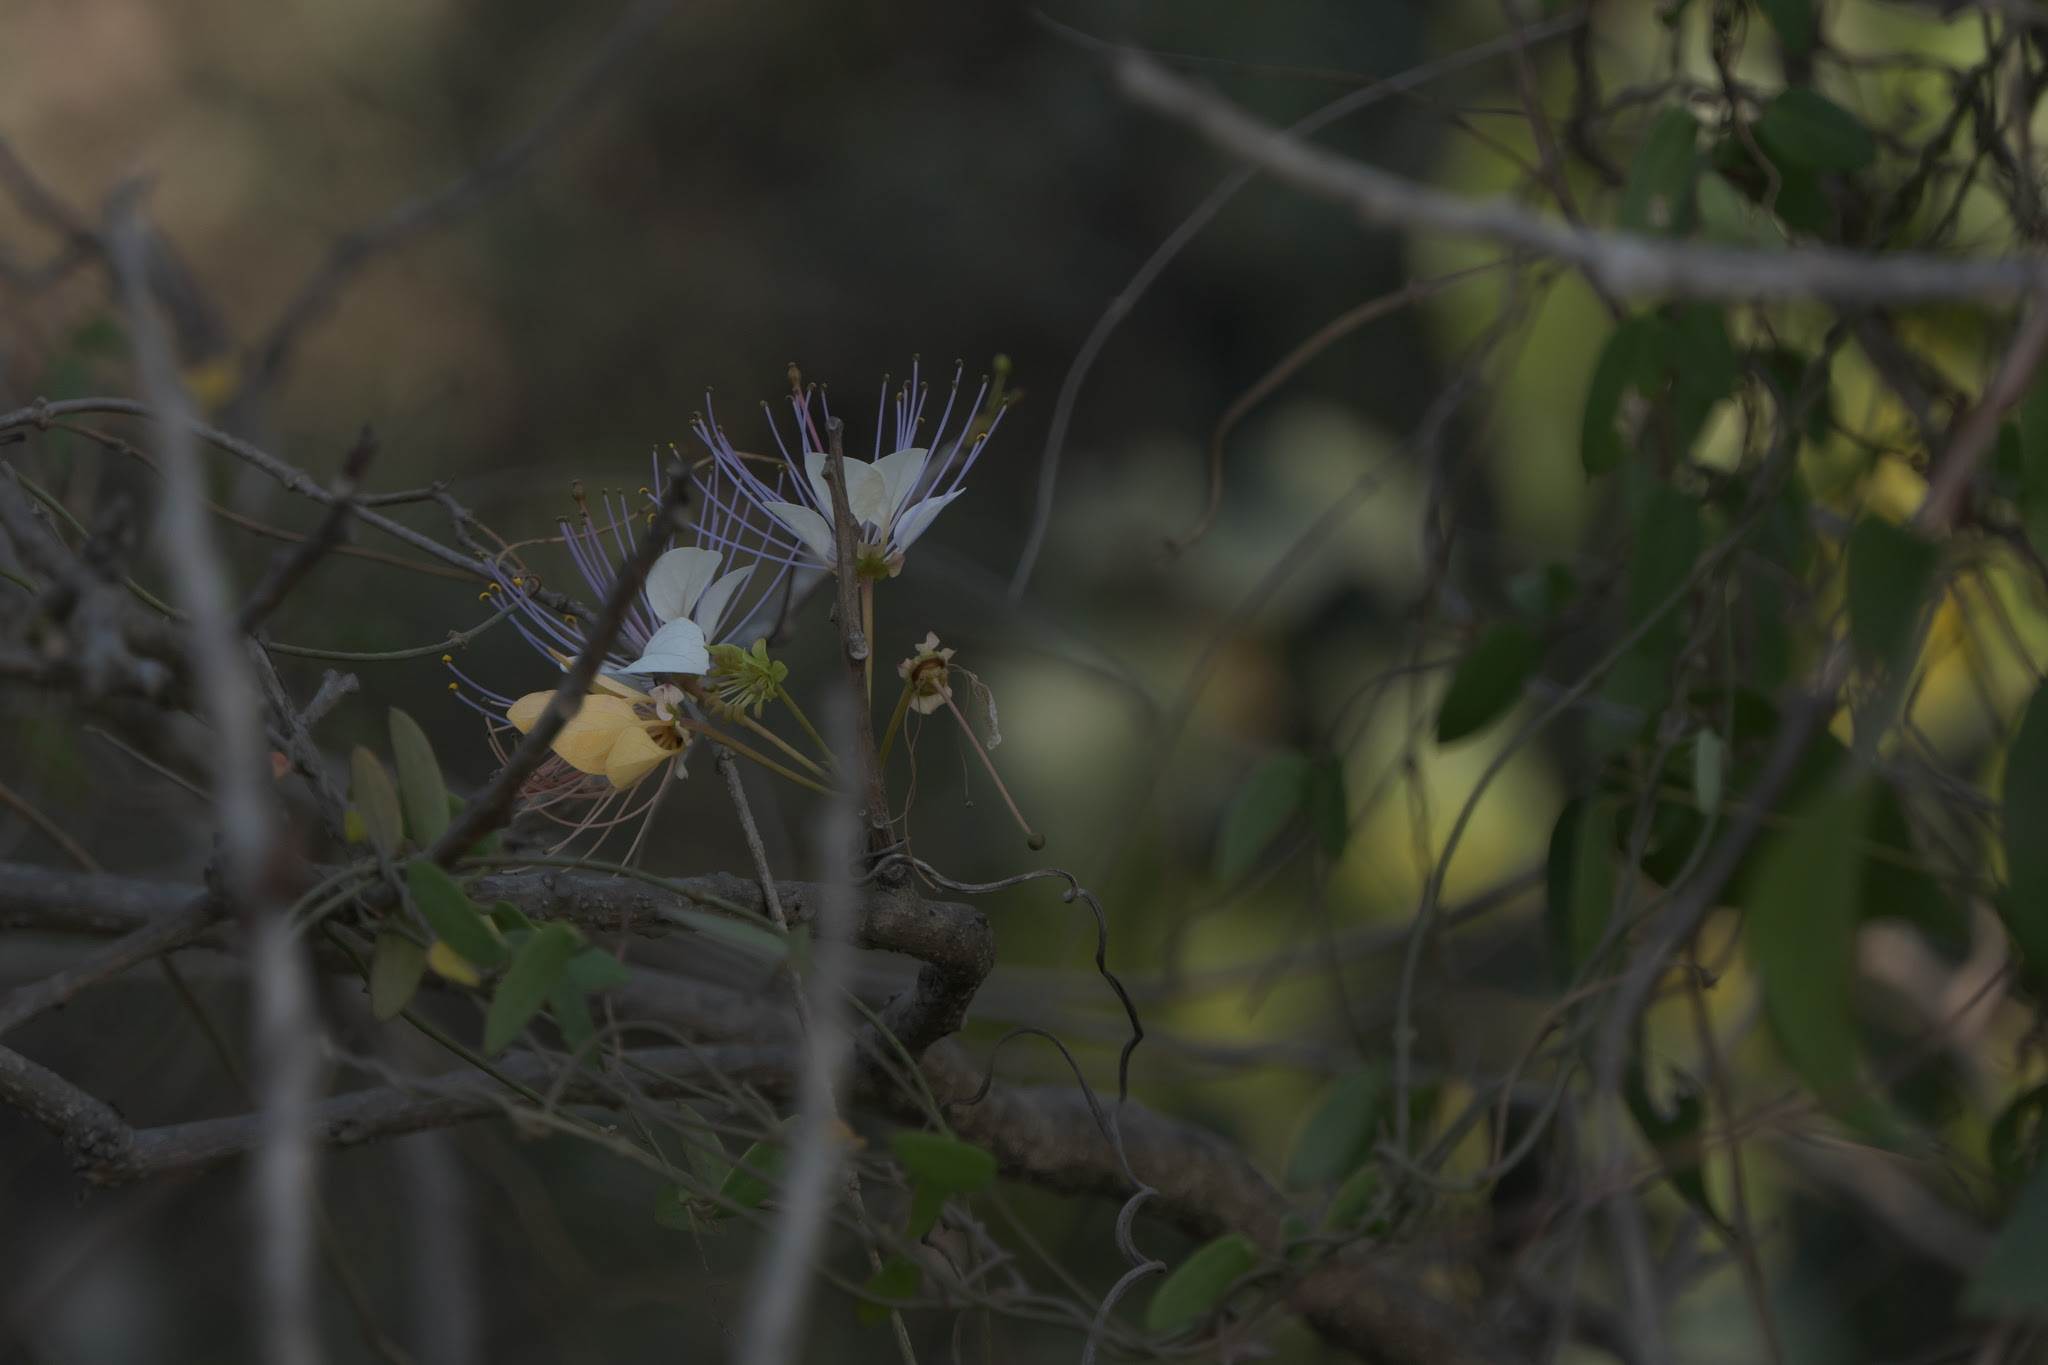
[
  {"x1": 507, "y1": 692, "x2": 552, "y2": 733},
  {"x1": 552, "y1": 695, "x2": 645, "y2": 774},
  {"x1": 426, "y1": 940, "x2": 481, "y2": 986},
  {"x1": 591, "y1": 673, "x2": 650, "y2": 700},
  {"x1": 604, "y1": 724, "x2": 675, "y2": 789}
]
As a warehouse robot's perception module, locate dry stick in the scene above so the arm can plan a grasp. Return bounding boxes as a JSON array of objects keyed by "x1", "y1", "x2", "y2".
[
  {"x1": 0, "y1": 897, "x2": 217, "y2": 1038},
  {"x1": 1007, "y1": 9, "x2": 1587, "y2": 598},
  {"x1": 734, "y1": 699, "x2": 861, "y2": 1365},
  {"x1": 1114, "y1": 50, "x2": 2048, "y2": 305},
  {"x1": 1918, "y1": 286, "x2": 2048, "y2": 530},
  {"x1": 424, "y1": 474, "x2": 690, "y2": 867},
  {"x1": 1164, "y1": 263, "x2": 1499, "y2": 561},
  {"x1": 237, "y1": 425, "x2": 378, "y2": 633},
  {"x1": 0, "y1": 775, "x2": 99, "y2": 871},
  {"x1": 240, "y1": 0, "x2": 685, "y2": 405},
  {"x1": 107, "y1": 186, "x2": 322, "y2": 1365}
]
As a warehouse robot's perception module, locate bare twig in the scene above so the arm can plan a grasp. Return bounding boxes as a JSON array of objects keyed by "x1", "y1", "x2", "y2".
[
  {"x1": 0, "y1": 895, "x2": 216, "y2": 1038},
  {"x1": 1114, "y1": 51, "x2": 2048, "y2": 304},
  {"x1": 734, "y1": 698, "x2": 861, "y2": 1365},
  {"x1": 107, "y1": 183, "x2": 322, "y2": 1365},
  {"x1": 1918, "y1": 287, "x2": 2048, "y2": 529},
  {"x1": 237, "y1": 426, "x2": 377, "y2": 633}
]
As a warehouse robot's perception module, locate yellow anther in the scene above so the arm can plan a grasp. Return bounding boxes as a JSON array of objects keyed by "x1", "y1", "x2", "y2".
[
  {"x1": 447, "y1": 682, "x2": 458, "y2": 692},
  {"x1": 512, "y1": 576, "x2": 525, "y2": 586},
  {"x1": 441, "y1": 654, "x2": 453, "y2": 664},
  {"x1": 478, "y1": 591, "x2": 492, "y2": 601}
]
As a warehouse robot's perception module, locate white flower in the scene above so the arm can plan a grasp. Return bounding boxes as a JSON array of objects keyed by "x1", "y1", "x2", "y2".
[{"x1": 617, "y1": 546, "x2": 753, "y2": 677}]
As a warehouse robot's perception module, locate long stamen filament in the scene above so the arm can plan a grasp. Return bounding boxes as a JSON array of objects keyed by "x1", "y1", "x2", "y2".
[
  {"x1": 672, "y1": 718, "x2": 831, "y2": 795},
  {"x1": 938, "y1": 688, "x2": 1044, "y2": 850}
]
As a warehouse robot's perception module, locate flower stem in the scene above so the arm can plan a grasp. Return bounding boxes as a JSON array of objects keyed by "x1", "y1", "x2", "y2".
[
  {"x1": 875, "y1": 680, "x2": 917, "y2": 769},
  {"x1": 939, "y1": 689, "x2": 1044, "y2": 850},
  {"x1": 860, "y1": 576, "x2": 875, "y2": 702},
  {"x1": 674, "y1": 719, "x2": 832, "y2": 795},
  {"x1": 774, "y1": 683, "x2": 833, "y2": 761}
]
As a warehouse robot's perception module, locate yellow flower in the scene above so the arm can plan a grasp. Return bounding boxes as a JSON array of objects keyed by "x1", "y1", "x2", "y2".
[
  {"x1": 506, "y1": 679, "x2": 685, "y2": 789},
  {"x1": 896, "y1": 631, "x2": 956, "y2": 715}
]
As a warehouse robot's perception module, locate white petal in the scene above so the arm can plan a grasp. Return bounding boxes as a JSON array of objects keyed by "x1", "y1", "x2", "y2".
[
  {"x1": 871, "y1": 447, "x2": 929, "y2": 528},
  {"x1": 618, "y1": 618, "x2": 710, "y2": 676},
  {"x1": 891, "y1": 487, "x2": 964, "y2": 553},
  {"x1": 844, "y1": 459, "x2": 889, "y2": 528},
  {"x1": 803, "y1": 448, "x2": 832, "y2": 512},
  {"x1": 764, "y1": 501, "x2": 837, "y2": 565},
  {"x1": 644, "y1": 546, "x2": 722, "y2": 623},
  {"x1": 692, "y1": 565, "x2": 753, "y2": 636}
]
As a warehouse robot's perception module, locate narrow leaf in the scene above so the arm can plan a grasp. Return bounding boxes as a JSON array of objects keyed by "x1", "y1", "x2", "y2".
[
  {"x1": 350, "y1": 746, "x2": 403, "y2": 856},
  {"x1": 548, "y1": 974, "x2": 596, "y2": 1053},
  {"x1": 891, "y1": 1131, "x2": 997, "y2": 1195},
  {"x1": 715, "y1": 1137, "x2": 787, "y2": 1218},
  {"x1": 1300, "y1": 755, "x2": 1349, "y2": 860},
  {"x1": 389, "y1": 707, "x2": 449, "y2": 848},
  {"x1": 1215, "y1": 753, "x2": 1312, "y2": 880},
  {"x1": 1624, "y1": 1058, "x2": 1717, "y2": 1222},
  {"x1": 1626, "y1": 484, "x2": 1704, "y2": 654},
  {"x1": 2001, "y1": 682, "x2": 2048, "y2": 971},
  {"x1": 857, "y1": 1257, "x2": 921, "y2": 1328},
  {"x1": 653, "y1": 1184, "x2": 694, "y2": 1232},
  {"x1": 1744, "y1": 778, "x2": 1893, "y2": 1137},
  {"x1": 1847, "y1": 517, "x2": 1936, "y2": 668},
  {"x1": 368, "y1": 932, "x2": 427, "y2": 1021},
  {"x1": 567, "y1": 946, "x2": 632, "y2": 993},
  {"x1": 1287, "y1": 1067, "x2": 1385, "y2": 1187},
  {"x1": 484, "y1": 922, "x2": 581, "y2": 1055},
  {"x1": 426, "y1": 940, "x2": 481, "y2": 986},
  {"x1": 1756, "y1": 88, "x2": 1876, "y2": 172},
  {"x1": 1146, "y1": 1234, "x2": 1261, "y2": 1336},
  {"x1": 1436, "y1": 623, "x2": 1542, "y2": 744},
  {"x1": 1582, "y1": 317, "x2": 1664, "y2": 475},
  {"x1": 1617, "y1": 107, "x2": 1701, "y2": 234},
  {"x1": 1693, "y1": 730, "x2": 1725, "y2": 815},
  {"x1": 1321, "y1": 1162, "x2": 1382, "y2": 1232},
  {"x1": 1547, "y1": 796, "x2": 1617, "y2": 972},
  {"x1": 405, "y1": 860, "x2": 507, "y2": 968}
]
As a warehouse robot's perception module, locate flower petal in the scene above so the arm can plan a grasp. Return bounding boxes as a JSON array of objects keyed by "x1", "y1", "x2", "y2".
[
  {"x1": 891, "y1": 487, "x2": 964, "y2": 553},
  {"x1": 553, "y1": 695, "x2": 643, "y2": 774},
  {"x1": 764, "y1": 501, "x2": 837, "y2": 565},
  {"x1": 692, "y1": 565, "x2": 753, "y2": 637},
  {"x1": 618, "y1": 618, "x2": 710, "y2": 677},
  {"x1": 844, "y1": 458, "x2": 890, "y2": 528},
  {"x1": 604, "y1": 724, "x2": 675, "y2": 789},
  {"x1": 871, "y1": 447, "x2": 929, "y2": 529},
  {"x1": 645, "y1": 546, "x2": 722, "y2": 624},
  {"x1": 507, "y1": 692, "x2": 552, "y2": 733},
  {"x1": 803, "y1": 448, "x2": 832, "y2": 511}
]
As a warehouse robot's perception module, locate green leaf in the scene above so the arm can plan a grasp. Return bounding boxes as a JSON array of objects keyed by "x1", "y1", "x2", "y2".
[
  {"x1": 1321, "y1": 1161, "x2": 1383, "y2": 1232},
  {"x1": 547, "y1": 974, "x2": 595, "y2": 1053},
  {"x1": 2001, "y1": 683, "x2": 2048, "y2": 972},
  {"x1": 906, "y1": 1185, "x2": 947, "y2": 1241},
  {"x1": 1215, "y1": 752, "x2": 1311, "y2": 880},
  {"x1": 857, "y1": 1257, "x2": 921, "y2": 1327},
  {"x1": 1581, "y1": 317, "x2": 1665, "y2": 475},
  {"x1": 891, "y1": 1132, "x2": 997, "y2": 1195},
  {"x1": 1693, "y1": 730, "x2": 1725, "y2": 815},
  {"x1": 484, "y1": 921, "x2": 582, "y2": 1055},
  {"x1": 350, "y1": 746, "x2": 403, "y2": 855},
  {"x1": 1617, "y1": 107, "x2": 1701, "y2": 234},
  {"x1": 1624, "y1": 1058, "x2": 1717, "y2": 1223},
  {"x1": 1847, "y1": 517, "x2": 1936, "y2": 668},
  {"x1": 1744, "y1": 777, "x2": 1893, "y2": 1138},
  {"x1": 653, "y1": 1184, "x2": 694, "y2": 1232},
  {"x1": 368, "y1": 932, "x2": 427, "y2": 1022},
  {"x1": 1288, "y1": 1067, "x2": 1386, "y2": 1186},
  {"x1": 1146, "y1": 1233, "x2": 1261, "y2": 1336},
  {"x1": 1966, "y1": 1159, "x2": 2048, "y2": 1320},
  {"x1": 1755, "y1": 0, "x2": 1812, "y2": 54},
  {"x1": 389, "y1": 708, "x2": 449, "y2": 849},
  {"x1": 716, "y1": 1136, "x2": 787, "y2": 1217},
  {"x1": 1300, "y1": 755, "x2": 1348, "y2": 860},
  {"x1": 448, "y1": 793, "x2": 500, "y2": 858},
  {"x1": 1547, "y1": 797, "x2": 1617, "y2": 973},
  {"x1": 404, "y1": 860, "x2": 507, "y2": 969},
  {"x1": 566, "y1": 947, "x2": 632, "y2": 993},
  {"x1": 1756, "y1": 88, "x2": 1875, "y2": 172},
  {"x1": 1507, "y1": 562, "x2": 1579, "y2": 621},
  {"x1": 1435, "y1": 623, "x2": 1542, "y2": 744},
  {"x1": 1627, "y1": 484, "x2": 1704, "y2": 656},
  {"x1": 487, "y1": 900, "x2": 533, "y2": 933}
]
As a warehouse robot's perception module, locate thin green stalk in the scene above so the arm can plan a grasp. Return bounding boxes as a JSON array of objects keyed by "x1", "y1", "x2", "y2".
[{"x1": 875, "y1": 679, "x2": 917, "y2": 768}]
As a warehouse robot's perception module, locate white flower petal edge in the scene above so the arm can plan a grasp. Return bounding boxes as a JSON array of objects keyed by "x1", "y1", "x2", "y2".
[
  {"x1": 844, "y1": 459, "x2": 891, "y2": 528},
  {"x1": 645, "y1": 546, "x2": 723, "y2": 624},
  {"x1": 871, "y1": 447, "x2": 929, "y2": 529},
  {"x1": 893, "y1": 487, "x2": 964, "y2": 553},
  {"x1": 691, "y1": 565, "x2": 753, "y2": 635},
  {"x1": 618, "y1": 617, "x2": 711, "y2": 676},
  {"x1": 764, "y1": 501, "x2": 837, "y2": 565}
]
